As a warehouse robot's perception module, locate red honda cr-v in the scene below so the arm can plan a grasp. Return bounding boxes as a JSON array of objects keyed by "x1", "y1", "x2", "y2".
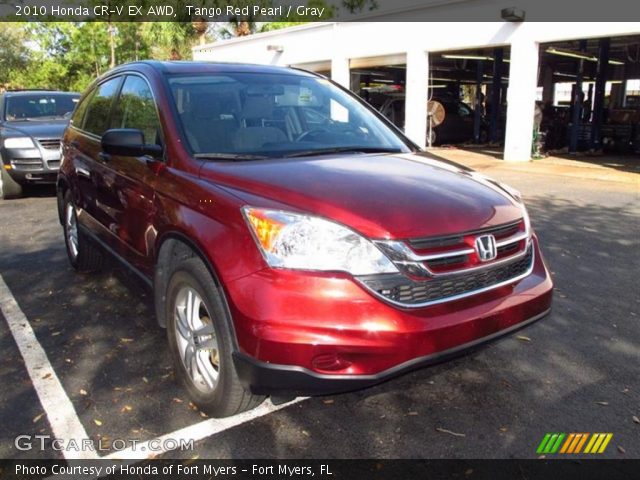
[{"x1": 57, "y1": 61, "x2": 552, "y2": 417}]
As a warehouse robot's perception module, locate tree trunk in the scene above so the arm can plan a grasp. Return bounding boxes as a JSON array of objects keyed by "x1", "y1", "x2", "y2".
[
  {"x1": 235, "y1": 22, "x2": 251, "y2": 37},
  {"x1": 108, "y1": 22, "x2": 116, "y2": 68},
  {"x1": 192, "y1": 19, "x2": 208, "y2": 45}
]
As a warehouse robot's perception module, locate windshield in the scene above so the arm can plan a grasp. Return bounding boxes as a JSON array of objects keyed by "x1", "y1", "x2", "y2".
[
  {"x1": 4, "y1": 94, "x2": 80, "y2": 121},
  {"x1": 167, "y1": 72, "x2": 411, "y2": 158}
]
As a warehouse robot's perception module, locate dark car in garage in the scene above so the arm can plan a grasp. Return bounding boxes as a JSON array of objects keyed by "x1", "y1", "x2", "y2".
[
  {"x1": 0, "y1": 90, "x2": 80, "y2": 199},
  {"x1": 57, "y1": 61, "x2": 552, "y2": 417},
  {"x1": 378, "y1": 94, "x2": 490, "y2": 145}
]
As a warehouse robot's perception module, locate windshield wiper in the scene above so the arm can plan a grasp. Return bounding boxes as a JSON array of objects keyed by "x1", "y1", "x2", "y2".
[
  {"x1": 194, "y1": 153, "x2": 270, "y2": 161},
  {"x1": 283, "y1": 147, "x2": 403, "y2": 158}
]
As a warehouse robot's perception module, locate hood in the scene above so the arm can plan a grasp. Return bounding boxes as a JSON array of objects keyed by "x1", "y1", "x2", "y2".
[
  {"x1": 199, "y1": 153, "x2": 524, "y2": 240},
  {"x1": 1, "y1": 120, "x2": 69, "y2": 140}
]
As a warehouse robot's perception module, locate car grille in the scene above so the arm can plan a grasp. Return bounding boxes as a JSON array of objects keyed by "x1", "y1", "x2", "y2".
[
  {"x1": 408, "y1": 220, "x2": 522, "y2": 250},
  {"x1": 37, "y1": 138, "x2": 61, "y2": 150},
  {"x1": 375, "y1": 219, "x2": 529, "y2": 278},
  {"x1": 10, "y1": 158, "x2": 44, "y2": 171},
  {"x1": 359, "y1": 246, "x2": 534, "y2": 306}
]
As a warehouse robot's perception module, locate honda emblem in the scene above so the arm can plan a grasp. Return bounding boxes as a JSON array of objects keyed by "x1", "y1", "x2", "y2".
[{"x1": 475, "y1": 234, "x2": 497, "y2": 262}]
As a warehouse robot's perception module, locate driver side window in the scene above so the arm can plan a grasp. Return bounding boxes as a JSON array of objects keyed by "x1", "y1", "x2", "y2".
[{"x1": 111, "y1": 75, "x2": 162, "y2": 145}]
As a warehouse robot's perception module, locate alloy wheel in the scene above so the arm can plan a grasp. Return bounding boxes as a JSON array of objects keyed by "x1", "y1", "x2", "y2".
[
  {"x1": 173, "y1": 286, "x2": 220, "y2": 393},
  {"x1": 65, "y1": 203, "x2": 79, "y2": 259}
]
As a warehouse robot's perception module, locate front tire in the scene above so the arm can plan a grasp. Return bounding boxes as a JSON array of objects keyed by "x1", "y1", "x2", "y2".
[
  {"x1": 63, "y1": 191, "x2": 104, "y2": 272},
  {"x1": 166, "y1": 256, "x2": 264, "y2": 417}
]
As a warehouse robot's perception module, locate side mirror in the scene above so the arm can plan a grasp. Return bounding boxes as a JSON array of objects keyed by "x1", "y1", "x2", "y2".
[{"x1": 101, "y1": 129, "x2": 162, "y2": 158}]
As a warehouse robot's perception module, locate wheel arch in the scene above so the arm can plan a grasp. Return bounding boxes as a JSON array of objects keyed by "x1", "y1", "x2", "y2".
[
  {"x1": 56, "y1": 176, "x2": 69, "y2": 225},
  {"x1": 153, "y1": 232, "x2": 240, "y2": 351}
]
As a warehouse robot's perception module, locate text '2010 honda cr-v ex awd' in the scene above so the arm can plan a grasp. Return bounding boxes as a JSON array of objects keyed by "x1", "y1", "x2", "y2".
[{"x1": 57, "y1": 61, "x2": 552, "y2": 417}]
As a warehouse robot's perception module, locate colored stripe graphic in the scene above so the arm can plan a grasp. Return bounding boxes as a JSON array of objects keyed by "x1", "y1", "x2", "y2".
[
  {"x1": 584, "y1": 433, "x2": 599, "y2": 453},
  {"x1": 560, "y1": 434, "x2": 575, "y2": 453},
  {"x1": 574, "y1": 433, "x2": 589, "y2": 453},
  {"x1": 537, "y1": 433, "x2": 552, "y2": 454},
  {"x1": 585, "y1": 433, "x2": 614, "y2": 454},
  {"x1": 539, "y1": 433, "x2": 613, "y2": 454},
  {"x1": 567, "y1": 433, "x2": 583, "y2": 453},
  {"x1": 539, "y1": 433, "x2": 566, "y2": 454}
]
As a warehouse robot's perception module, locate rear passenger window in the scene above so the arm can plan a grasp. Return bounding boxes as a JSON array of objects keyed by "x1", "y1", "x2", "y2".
[
  {"x1": 83, "y1": 77, "x2": 122, "y2": 136},
  {"x1": 112, "y1": 76, "x2": 161, "y2": 145}
]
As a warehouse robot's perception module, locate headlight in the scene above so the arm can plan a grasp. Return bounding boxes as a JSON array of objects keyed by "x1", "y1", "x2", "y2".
[
  {"x1": 242, "y1": 207, "x2": 398, "y2": 275},
  {"x1": 4, "y1": 137, "x2": 35, "y2": 149}
]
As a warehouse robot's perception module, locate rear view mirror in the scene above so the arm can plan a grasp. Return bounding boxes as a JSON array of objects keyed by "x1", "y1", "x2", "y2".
[{"x1": 101, "y1": 129, "x2": 162, "y2": 157}]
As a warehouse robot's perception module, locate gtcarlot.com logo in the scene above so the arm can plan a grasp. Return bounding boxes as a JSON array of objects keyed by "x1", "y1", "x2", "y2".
[{"x1": 537, "y1": 433, "x2": 613, "y2": 455}]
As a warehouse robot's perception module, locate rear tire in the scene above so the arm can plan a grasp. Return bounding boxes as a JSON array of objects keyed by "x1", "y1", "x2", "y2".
[
  {"x1": 0, "y1": 167, "x2": 23, "y2": 199},
  {"x1": 166, "y1": 256, "x2": 265, "y2": 417},
  {"x1": 63, "y1": 191, "x2": 104, "y2": 272}
]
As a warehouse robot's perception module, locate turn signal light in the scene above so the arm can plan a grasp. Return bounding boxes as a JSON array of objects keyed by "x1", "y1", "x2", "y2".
[{"x1": 244, "y1": 208, "x2": 285, "y2": 251}]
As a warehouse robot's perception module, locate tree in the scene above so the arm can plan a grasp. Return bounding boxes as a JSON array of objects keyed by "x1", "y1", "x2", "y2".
[
  {"x1": 8, "y1": 22, "x2": 151, "y2": 91},
  {"x1": 0, "y1": 24, "x2": 29, "y2": 88},
  {"x1": 141, "y1": 22, "x2": 196, "y2": 60}
]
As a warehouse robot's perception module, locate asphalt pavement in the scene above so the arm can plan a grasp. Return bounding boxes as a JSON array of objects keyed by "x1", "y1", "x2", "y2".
[{"x1": 0, "y1": 159, "x2": 638, "y2": 460}]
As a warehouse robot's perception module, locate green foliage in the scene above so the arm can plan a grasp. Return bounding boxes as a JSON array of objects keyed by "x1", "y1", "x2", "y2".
[
  {"x1": 7, "y1": 22, "x2": 153, "y2": 91},
  {"x1": 141, "y1": 22, "x2": 196, "y2": 60},
  {"x1": 342, "y1": 0, "x2": 378, "y2": 13},
  {"x1": 1, "y1": 0, "x2": 378, "y2": 92},
  {"x1": 0, "y1": 24, "x2": 30, "y2": 87}
]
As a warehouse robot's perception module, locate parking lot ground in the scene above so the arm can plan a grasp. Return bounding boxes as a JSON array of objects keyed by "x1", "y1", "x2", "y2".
[
  {"x1": 428, "y1": 147, "x2": 640, "y2": 185},
  {"x1": 0, "y1": 157, "x2": 638, "y2": 460},
  {"x1": 0, "y1": 309, "x2": 60, "y2": 460}
]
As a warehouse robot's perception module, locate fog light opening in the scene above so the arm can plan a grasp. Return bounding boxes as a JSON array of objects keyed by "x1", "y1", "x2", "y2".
[{"x1": 312, "y1": 353, "x2": 352, "y2": 372}]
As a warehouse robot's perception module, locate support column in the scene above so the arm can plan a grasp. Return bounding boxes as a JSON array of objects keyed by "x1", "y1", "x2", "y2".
[
  {"x1": 590, "y1": 38, "x2": 610, "y2": 151},
  {"x1": 405, "y1": 49, "x2": 429, "y2": 148},
  {"x1": 473, "y1": 59, "x2": 484, "y2": 143},
  {"x1": 490, "y1": 48, "x2": 504, "y2": 143},
  {"x1": 331, "y1": 57, "x2": 350, "y2": 89},
  {"x1": 569, "y1": 40, "x2": 587, "y2": 154},
  {"x1": 541, "y1": 64, "x2": 554, "y2": 105},
  {"x1": 504, "y1": 39, "x2": 539, "y2": 161}
]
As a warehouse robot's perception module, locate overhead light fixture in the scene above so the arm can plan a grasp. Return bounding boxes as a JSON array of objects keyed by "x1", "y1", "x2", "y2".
[
  {"x1": 547, "y1": 47, "x2": 624, "y2": 66},
  {"x1": 442, "y1": 54, "x2": 494, "y2": 61},
  {"x1": 429, "y1": 84, "x2": 447, "y2": 88},
  {"x1": 484, "y1": 75, "x2": 510, "y2": 81},
  {"x1": 546, "y1": 47, "x2": 596, "y2": 62},
  {"x1": 501, "y1": 7, "x2": 525, "y2": 21},
  {"x1": 553, "y1": 72, "x2": 595, "y2": 80}
]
